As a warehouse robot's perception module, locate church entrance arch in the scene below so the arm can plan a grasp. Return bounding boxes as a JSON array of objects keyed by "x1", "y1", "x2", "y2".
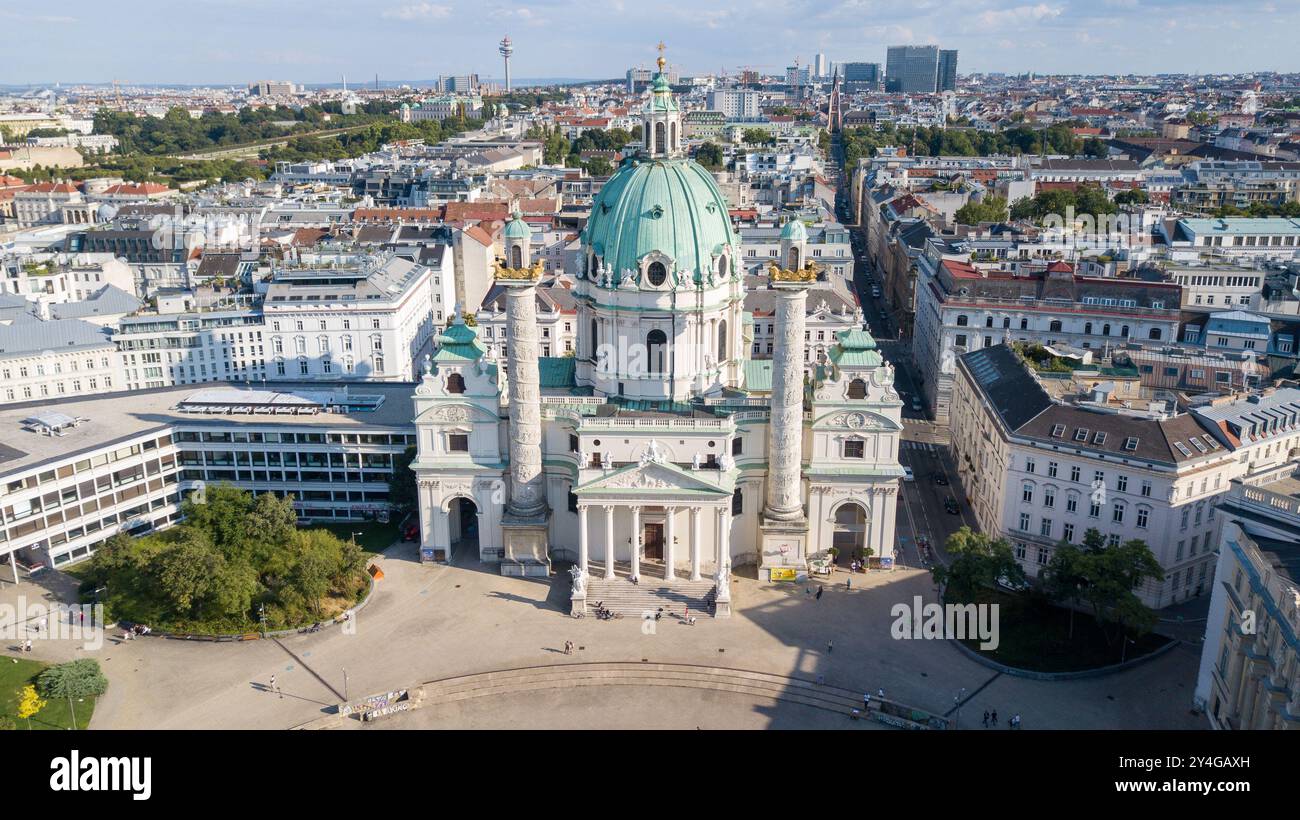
[
  {"x1": 831, "y1": 501, "x2": 870, "y2": 564},
  {"x1": 447, "y1": 496, "x2": 479, "y2": 555}
]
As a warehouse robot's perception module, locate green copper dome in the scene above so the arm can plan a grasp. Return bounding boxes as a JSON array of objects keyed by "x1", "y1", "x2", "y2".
[
  {"x1": 780, "y1": 218, "x2": 808, "y2": 241},
  {"x1": 504, "y1": 211, "x2": 531, "y2": 240},
  {"x1": 582, "y1": 156, "x2": 737, "y2": 280}
]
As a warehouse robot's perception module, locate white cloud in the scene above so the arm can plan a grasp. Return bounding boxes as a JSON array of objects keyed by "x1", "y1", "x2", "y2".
[
  {"x1": 381, "y1": 3, "x2": 452, "y2": 21},
  {"x1": 974, "y1": 3, "x2": 1062, "y2": 29}
]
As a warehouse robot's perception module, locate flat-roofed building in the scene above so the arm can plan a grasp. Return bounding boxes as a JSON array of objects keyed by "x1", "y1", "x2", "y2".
[{"x1": 0, "y1": 383, "x2": 418, "y2": 575}]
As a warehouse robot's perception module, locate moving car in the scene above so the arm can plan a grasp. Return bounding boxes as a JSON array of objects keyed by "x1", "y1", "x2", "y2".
[
  {"x1": 902, "y1": 466, "x2": 915, "y2": 482},
  {"x1": 997, "y1": 574, "x2": 1030, "y2": 593},
  {"x1": 932, "y1": 471, "x2": 949, "y2": 485},
  {"x1": 944, "y1": 497, "x2": 960, "y2": 515},
  {"x1": 911, "y1": 396, "x2": 923, "y2": 412}
]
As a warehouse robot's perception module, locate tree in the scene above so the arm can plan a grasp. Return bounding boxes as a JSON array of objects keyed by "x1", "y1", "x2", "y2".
[
  {"x1": 16, "y1": 684, "x2": 46, "y2": 730},
  {"x1": 37, "y1": 659, "x2": 110, "y2": 700},
  {"x1": 1040, "y1": 542, "x2": 1089, "y2": 639},
  {"x1": 1114, "y1": 189, "x2": 1149, "y2": 206},
  {"x1": 932, "y1": 526, "x2": 1025, "y2": 603},
  {"x1": 1081, "y1": 137, "x2": 1108, "y2": 158},
  {"x1": 388, "y1": 445, "x2": 418, "y2": 513},
  {"x1": 695, "y1": 141, "x2": 724, "y2": 170},
  {"x1": 156, "y1": 529, "x2": 225, "y2": 618},
  {"x1": 953, "y1": 196, "x2": 1009, "y2": 226},
  {"x1": 1079, "y1": 537, "x2": 1164, "y2": 645},
  {"x1": 741, "y1": 127, "x2": 775, "y2": 146}
]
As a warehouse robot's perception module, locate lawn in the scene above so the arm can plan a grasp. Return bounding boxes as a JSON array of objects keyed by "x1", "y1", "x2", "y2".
[
  {"x1": 0, "y1": 657, "x2": 97, "y2": 730},
  {"x1": 956, "y1": 589, "x2": 1169, "y2": 673},
  {"x1": 318, "y1": 520, "x2": 400, "y2": 554}
]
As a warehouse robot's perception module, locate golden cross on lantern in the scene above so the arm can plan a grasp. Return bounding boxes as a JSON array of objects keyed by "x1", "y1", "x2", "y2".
[{"x1": 656, "y1": 41, "x2": 667, "y2": 72}]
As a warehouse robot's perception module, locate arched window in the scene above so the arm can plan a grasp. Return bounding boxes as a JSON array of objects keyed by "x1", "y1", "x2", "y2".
[
  {"x1": 1121, "y1": 325, "x2": 1130, "y2": 338},
  {"x1": 717, "y1": 319, "x2": 728, "y2": 361},
  {"x1": 717, "y1": 255, "x2": 728, "y2": 278},
  {"x1": 1084, "y1": 322, "x2": 1093, "y2": 334},
  {"x1": 732, "y1": 487, "x2": 743, "y2": 515},
  {"x1": 956, "y1": 315, "x2": 969, "y2": 327},
  {"x1": 787, "y1": 247, "x2": 800, "y2": 269},
  {"x1": 1102, "y1": 324, "x2": 1111, "y2": 336},
  {"x1": 1149, "y1": 327, "x2": 1162, "y2": 340},
  {"x1": 847, "y1": 378, "x2": 867, "y2": 399},
  {"x1": 670, "y1": 121, "x2": 678, "y2": 150},
  {"x1": 510, "y1": 244, "x2": 522, "y2": 268},
  {"x1": 1049, "y1": 320, "x2": 1062, "y2": 333},
  {"x1": 654, "y1": 122, "x2": 666, "y2": 154},
  {"x1": 447, "y1": 373, "x2": 466, "y2": 394},
  {"x1": 647, "y1": 261, "x2": 667, "y2": 286},
  {"x1": 647, "y1": 329, "x2": 667, "y2": 374},
  {"x1": 590, "y1": 318, "x2": 598, "y2": 358}
]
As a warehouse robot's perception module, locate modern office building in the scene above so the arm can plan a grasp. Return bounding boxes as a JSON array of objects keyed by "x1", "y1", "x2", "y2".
[
  {"x1": 886, "y1": 46, "x2": 940, "y2": 93},
  {"x1": 0, "y1": 383, "x2": 417, "y2": 575},
  {"x1": 706, "y1": 89, "x2": 761, "y2": 119},
  {"x1": 841, "y1": 62, "x2": 882, "y2": 92},
  {"x1": 938, "y1": 50, "x2": 958, "y2": 92}
]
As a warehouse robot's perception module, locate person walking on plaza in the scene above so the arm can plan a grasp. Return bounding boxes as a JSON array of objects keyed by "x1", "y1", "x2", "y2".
[
  {"x1": 846, "y1": 576, "x2": 852, "y2": 591},
  {"x1": 815, "y1": 586, "x2": 824, "y2": 600},
  {"x1": 826, "y1": 640, "x2": 833, "y2": 654},
  {"x1": 983, "y1": 710, "x2": 990, "y2": 728},
  {"x1": 564, "y1": 640, "x2": 573, "y2": 655},
  {"x1": 269, "y1": 674, "x2": 280, "y2": 698},
  {"x1": 990, "y1": 710, "x2": 998, "y2": 726},
  {"x1": 1011, "y1": 714, "x2": 1021, "y2": 730}
]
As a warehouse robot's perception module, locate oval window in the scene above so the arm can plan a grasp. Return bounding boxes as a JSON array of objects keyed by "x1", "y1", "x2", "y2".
[{"x1": 647, "y1": 261, "x2": 667, "y2": 286}]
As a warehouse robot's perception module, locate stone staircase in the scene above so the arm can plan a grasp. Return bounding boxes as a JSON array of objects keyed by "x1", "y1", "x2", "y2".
[
  {"x1": 422, "y1": 662, "x2": 872, "y2": 719},
  {"x1": 584, "y1": 577, "x2": 716, "y2": 618}
]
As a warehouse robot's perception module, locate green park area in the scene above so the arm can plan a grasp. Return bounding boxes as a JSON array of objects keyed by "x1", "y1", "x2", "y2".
[
  {"x1": 935, "y1": 526, "x2": 1169, "y2": 673},
  {"x1": 1, "y1": 658, "x2": 104, "y2": 730},
  {"x1": 76, "y1": 486, "x2": 372, "y2": 634}
]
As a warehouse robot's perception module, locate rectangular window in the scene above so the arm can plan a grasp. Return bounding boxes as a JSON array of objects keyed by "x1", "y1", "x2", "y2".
[
  {"x1": 448, "y1": 434, "x2": 469, "y2": 452},
  {"x1": 843, "y1": 440, "x2": 865, "y2": 459}
]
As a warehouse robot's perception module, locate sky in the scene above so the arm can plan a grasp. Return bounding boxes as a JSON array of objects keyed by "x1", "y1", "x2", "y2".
[{"x1": 3, "y1": 0, "x2": 1298, "y2": 86}]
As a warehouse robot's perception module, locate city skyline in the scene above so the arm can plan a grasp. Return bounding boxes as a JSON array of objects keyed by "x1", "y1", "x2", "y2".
[{"x1": 4, "y1": 0, "x2": 1299, "y2": 86}]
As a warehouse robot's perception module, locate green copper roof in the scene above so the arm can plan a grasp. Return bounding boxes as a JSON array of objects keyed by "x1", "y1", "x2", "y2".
[
  {"x1": 582, "y1": 156, "x2": 736, "y2": 280},
  {"x1": 780, "y1": 218, "x2": 808, "y2": 241},
  {"x1": 836, "y1": 328, "x2": 877, "y2": 350},
  {"x1": 431, "y1": 321, "x2": 485, "y2": 363},
  {"x1": 743, "y1": 359, "x2": 773, "y2": 392},
  {"x1": 646, "y1": 73, "x2": 678, "y2": 112},
  {"x1": 539, "y1": 355, "x2": 577, "y2": 389},
  {"x1": 503, "y1": 211, "x2": 531, "y2": 240}
]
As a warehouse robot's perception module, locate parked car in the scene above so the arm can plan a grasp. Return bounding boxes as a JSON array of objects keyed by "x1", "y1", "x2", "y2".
[
  {"x1": 902, "y1": 466, "x2": 915, "y2": 482},
  {"x1": 932, "y1": 471, "x2": 948, "y2": 485},
  {"x1": 911, "y1": 396, "x2": 922, "y2": 412},
  {"x1": 944, "y1": 498, "x2": 960, "y2": 515},
  {"x1": 997, "y1": 573, "x2": 1030, "y2": 593},
  {"x1": 400, "y1": 512, "x2": 419, "y2": 542}
]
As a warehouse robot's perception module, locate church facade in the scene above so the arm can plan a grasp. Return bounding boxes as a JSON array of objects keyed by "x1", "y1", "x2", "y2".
[{"x1": 411, "y1": 58, "x2": 903, "y2": 614}]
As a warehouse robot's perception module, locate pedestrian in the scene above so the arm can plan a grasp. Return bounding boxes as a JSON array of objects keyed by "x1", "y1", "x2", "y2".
[
  {"x1": 982, "y1": 710, "x2": 989, "y2": 728},
  {"x1": 827, "y1": 640, "x2": 833, "y2": 653},
  {"x1": 683, "y1": 605, "x2": 689, "y2": 620},
  {"x1": 846, "y1": 577, "x2": 852, "y2": 591},
  {"x1": 863, "y1": 693, "x2": 870, "y2": 710},
  {"x1": 563, "y1": 640, "x2": 573, "y2": 655},
  {"x1": 877, "y1": 687, "x2": 885, "y2": 699},
  {"x1": 990, "y1": 709, "x2": 998, "y2": 726},
  {"x1": 816, "y1": 586, "x2": 824, "y2": 600},
  {"x1": 24, "y1": 639, "x2": 32, "y2": 653},
  {"x1": 269, "y1": 674, "x2": 279, "y2": 698},
  {"x1": 1011, "y1": 714, "x2": 1020, "y2": 730}
]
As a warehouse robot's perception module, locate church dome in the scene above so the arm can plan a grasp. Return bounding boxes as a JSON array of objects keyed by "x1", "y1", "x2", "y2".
[
  {"x1": 582, "y1": 156, "x2": 737, "y2": 279},
  {"x1": 503, "y1": 210, "x2": 531, "y2": 239},
  {"x1": 780, "y1": 217, "x2": 808, "y2": 241}
]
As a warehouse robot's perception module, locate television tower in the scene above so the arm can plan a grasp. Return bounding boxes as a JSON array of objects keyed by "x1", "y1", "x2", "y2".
[{"x1": 499, "y1": 35, "x2": 513, "y2": 92}]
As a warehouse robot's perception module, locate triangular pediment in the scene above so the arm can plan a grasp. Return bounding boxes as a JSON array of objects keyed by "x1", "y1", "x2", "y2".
[{"x1": 574, "y1": 460, "x2": 731, "y2": 497}]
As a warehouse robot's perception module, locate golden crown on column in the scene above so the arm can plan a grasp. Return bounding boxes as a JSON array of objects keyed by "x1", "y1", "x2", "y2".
[
  {"x1": 494, "y1": 257, "x2": 545, "y2": 281},
  {"x1": 768, "y1": 260, "x2": 819, "y2": 282}
]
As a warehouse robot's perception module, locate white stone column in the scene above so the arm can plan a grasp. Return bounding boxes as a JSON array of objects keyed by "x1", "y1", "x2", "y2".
[
  {"x1": 603, "y1": 504, "x2": 616, "y2": 579},
  {"x1": 578, "y1": 504, "x2": 590, "y2": 576},
  {"x1": 764, "y1": 281, "x2": 811, "y2": 522},
  {"x1": 8, "y1": 550, "x2": 16, "y2": 585},
  {"x1": 502, "y1": 279, "x2": 547, "y2": 519},
  {"x1": 690, "y1": 506, "x2": 702, "y2": 581},
  {"x1": 629, "y1": 505, "x2": 642, "y2": 580},
  {"x1": 663, "y1": 506, "x2": 677, "y2": 581}
]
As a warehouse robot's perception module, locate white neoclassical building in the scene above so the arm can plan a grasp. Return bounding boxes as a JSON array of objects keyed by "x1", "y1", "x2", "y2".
[{"x1": 411, "y1": 58, "x2": 903, "y2": 615}]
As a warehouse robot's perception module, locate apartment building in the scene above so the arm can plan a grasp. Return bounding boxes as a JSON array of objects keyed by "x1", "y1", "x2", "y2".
[
  {"x1": 914, "y1": 255, "x2": 1182, "y2": 422},
  {"x1": 263, "y1": 254, "x2": 438, "y2": 382},
  {"x1": 113, "y1": 308, "x2": 268, "y2": 390},
  {"x1": 475, "y1": 279, "x2": 577, "y2": 360},
  {"x1": 1161, "y1": 217, "x2": 1300, "y2": 264},
  {"x1": 951, "y1": 344, "x2": 1234, "y2": 608},
  {"x1": 738, "y1": 222, "x2": 853, "y2": 279},
  {"x1": 0, "y1": 383, "x2": 418, "y2": 575},
  {"x1": 1194, "y1": 466, "x2": 1300, "y2": 730},
  {"x1": 0, "y1": 319, "x2": 124, "y2": 406}
]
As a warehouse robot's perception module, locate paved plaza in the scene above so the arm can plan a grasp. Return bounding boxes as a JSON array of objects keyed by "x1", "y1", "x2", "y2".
[{"x1": 0, "y1": 540, "x2": 1204, "y2": 730}]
